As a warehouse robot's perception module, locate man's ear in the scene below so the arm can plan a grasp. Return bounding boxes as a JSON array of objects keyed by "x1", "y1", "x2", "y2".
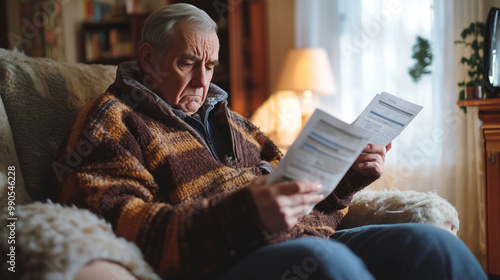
[{"x1": 139, "y1": 43, "x2": 155, "y2": 74}]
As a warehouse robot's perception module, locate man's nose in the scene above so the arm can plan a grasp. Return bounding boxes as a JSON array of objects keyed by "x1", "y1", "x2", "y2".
[{"x1": 191, "y1": 66, "x2": 210, "y2": 88}]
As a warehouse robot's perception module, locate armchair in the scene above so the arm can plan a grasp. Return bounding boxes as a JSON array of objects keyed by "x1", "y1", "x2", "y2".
[{"x1": 0, "y1": 48, "x2": 459, "y2": 279}]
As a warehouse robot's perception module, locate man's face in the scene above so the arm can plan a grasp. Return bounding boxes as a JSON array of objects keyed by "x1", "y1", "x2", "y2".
[{"x1": 145, "y1": 22, "x2": 219, "y2": 115}]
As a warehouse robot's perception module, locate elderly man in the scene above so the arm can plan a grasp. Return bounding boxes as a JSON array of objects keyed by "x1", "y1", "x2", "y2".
[{"x1": 53, "y1": 3, "x2": 486, "y2": 280}]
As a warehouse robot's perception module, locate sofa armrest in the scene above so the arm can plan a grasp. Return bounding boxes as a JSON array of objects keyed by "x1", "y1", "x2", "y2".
[
  {"x1": 337, "y1": 189, "x2": 459, "y2": 235},
  {"x1": 0, "y1": 49, "x2": 117, "y2": 202},
  {"x1": 0, "y1": 96, "x2": 31, "y2": 206}
]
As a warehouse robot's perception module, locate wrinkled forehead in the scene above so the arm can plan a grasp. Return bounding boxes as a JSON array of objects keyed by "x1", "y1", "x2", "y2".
[{"x1": 173, "y1": 21, "x2": 220, "y2": 58}]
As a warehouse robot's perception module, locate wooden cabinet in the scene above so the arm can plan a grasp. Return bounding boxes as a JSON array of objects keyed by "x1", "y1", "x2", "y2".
[
  {"x1": 458, "y1": 98, "x2": 500, "y2": 278},
  {"x1": 80, "y1": 14, "x2": 147, "y2": 65},
  {"x1": 227, "y1": 0, "x2": 269, "y2": 117}
]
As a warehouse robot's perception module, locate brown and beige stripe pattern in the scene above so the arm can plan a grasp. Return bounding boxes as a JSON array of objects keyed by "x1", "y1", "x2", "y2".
[{"x1": 52, "y1": 63, "x2": 378, "y2": 279}]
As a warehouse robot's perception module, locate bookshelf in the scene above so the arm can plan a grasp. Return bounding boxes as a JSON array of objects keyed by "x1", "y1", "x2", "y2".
[{"x1": 80, "y1": 14, "x2": 147, "y2": 65}]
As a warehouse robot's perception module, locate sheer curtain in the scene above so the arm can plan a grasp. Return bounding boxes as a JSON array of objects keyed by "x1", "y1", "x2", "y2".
[{"x1": 295, "y1": 0, "x2": 486, "y2": 265}]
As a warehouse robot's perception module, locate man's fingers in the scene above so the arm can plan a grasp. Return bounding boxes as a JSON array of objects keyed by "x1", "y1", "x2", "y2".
[
  {"x1": 355, "y1": 152, "x2": 382, "y2": 163},
  {"x1": 363, "y1": 144, "x2": 388, "y2": 158},
  {"x1": 355, "y1": 161, "x2": 383, "y2": 175},
  {"x1": 386, "y1": 142, "x2": 392, "y2": 152},
  {"x1": 249, "y1": 179, "x2": 323, "y2": 233},
  {"x1": 278, "y1": 193, "x2": 324, "y2": 207},
  {"x1": 274, "y1": 181, "x2": 321, "y2": 196}
]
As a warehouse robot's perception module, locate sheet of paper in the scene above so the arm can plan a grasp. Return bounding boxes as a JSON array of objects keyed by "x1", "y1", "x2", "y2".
[
  {"x1": 266, "y1": 109, "x2": 373, "y2": 197},
  {"x1": 352, "y1": 92, "x2": 423, "y2": 146},
  {"x1": 265, "y1": 92, "x2": 423, "y2": 213}
]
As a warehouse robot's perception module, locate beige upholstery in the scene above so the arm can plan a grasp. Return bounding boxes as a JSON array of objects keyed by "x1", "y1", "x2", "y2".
[
  {"x1": 0, "y1": 48, "x2": 460, "y2": 279},
  {"x1": 0, "y1": 49, "x2": 159, "y2": 280},
  {"x1": 0, "y1": 48, "x2": 116, "y2": 203}
]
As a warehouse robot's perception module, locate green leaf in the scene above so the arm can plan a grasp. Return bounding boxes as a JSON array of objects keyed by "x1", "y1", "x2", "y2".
[
  {"x1": 456, "y1": 20, "x2": 485, "y2": 101},
  {"x1": 408, "y1": 36, "x2": 433, "y2": 83}
]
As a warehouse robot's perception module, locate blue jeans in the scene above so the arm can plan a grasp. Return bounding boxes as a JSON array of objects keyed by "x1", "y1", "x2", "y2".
[{"x1": 219, "y1": 223, "x2": 487, "y2": 280}]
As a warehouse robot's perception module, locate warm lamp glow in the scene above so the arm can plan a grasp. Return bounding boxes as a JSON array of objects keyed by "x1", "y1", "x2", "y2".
[
  {"x1": 250, "y1": 48, "x2": 336, "y2": 152},
  {"x1": 276, "y1": 48, "x2": 336, "y2": 95},
  {"x1": 249, "y1": 90, "x2": 301, "y2": 152},
  {"x1": 276, "y1": 48, "x2": 336, "y2": 127},
  {"x1": 303, "y1": 90, "x2": 313, "y2": 105}
]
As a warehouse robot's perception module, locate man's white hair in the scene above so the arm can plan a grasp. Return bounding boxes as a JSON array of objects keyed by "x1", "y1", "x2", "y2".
[{"x1": 138, "y1": 3, "x2": 217, "y2": 62}]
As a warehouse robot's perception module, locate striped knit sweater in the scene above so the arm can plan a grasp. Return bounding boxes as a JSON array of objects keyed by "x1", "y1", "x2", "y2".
[{"x1": 52, "y1": 62, "x2": 378, "y2": 279}]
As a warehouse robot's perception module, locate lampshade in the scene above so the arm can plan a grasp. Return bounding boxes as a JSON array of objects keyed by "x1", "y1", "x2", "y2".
[{"x1": 276, "y1": 48, "x2": 336, "y2": 95}]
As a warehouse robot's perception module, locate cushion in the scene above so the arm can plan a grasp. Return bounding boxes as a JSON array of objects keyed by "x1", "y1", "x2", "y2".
[
  {"x1": 0, "y1": 48, "x2": 117, "y2": 201},
  {"x1": 0, "y1": 94, "x2": 31, "y2": 205},
  {"x1": 339, "y1": 189, "x2": 460, "y2": 234}
]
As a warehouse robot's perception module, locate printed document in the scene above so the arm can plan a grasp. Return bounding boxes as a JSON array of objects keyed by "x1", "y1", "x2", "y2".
[
  {"x1": 267, "y1": 92, "x2": 422, "y2": 201},
  {"x1": 352, "y1": 92, "x2": 423, "y2": 146},
  {"x1": 266, "y1": 109, "x2": 373, "y2": 197}
]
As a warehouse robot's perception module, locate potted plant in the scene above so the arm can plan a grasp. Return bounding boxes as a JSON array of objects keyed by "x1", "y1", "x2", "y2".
[
  {"x1": 408, "y1": 36, "x2": 433, "y2": 82},
  {"x1": 455, "y1": 22, "x2": 485, "y2": 101}
]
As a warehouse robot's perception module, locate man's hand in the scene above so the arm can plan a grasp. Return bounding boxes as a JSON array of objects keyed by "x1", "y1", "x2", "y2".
[
  {"x1": 352, "y1": 142, "x2": 392, "y2": 177},
  {"x1": 248, "y1": 176, "x2": 324, "y2": 233}
]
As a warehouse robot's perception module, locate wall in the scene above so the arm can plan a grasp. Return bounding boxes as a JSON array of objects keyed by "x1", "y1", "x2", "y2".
[
  {"x1": 5, "y1": 0, "x2": 20, "y2": 50},
  {"x1": 266, "y1": 0, "x2": 295, "y2": 92},
  {"x1": 486, "y1": 0, "x2": 500, "y2": 14},
  {"x1": 62, "y1": 0, "x2": 86, "y2": 63}
]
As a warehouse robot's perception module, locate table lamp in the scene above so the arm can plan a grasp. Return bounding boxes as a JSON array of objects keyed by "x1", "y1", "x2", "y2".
[{"x1": 276, "y1": 48, "x2": 336, "y2": 125}]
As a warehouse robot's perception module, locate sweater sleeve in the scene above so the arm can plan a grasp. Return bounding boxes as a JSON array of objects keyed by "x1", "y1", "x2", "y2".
[
  {"x1": 52, "y1": 102, "x2": 274, "y2": 279},
  {"x1": 314, "y1": 168, "x2": 380, "y2": 214},
  {"x1": 234, "y1": 112, "x2": 283, "y2": 170}
]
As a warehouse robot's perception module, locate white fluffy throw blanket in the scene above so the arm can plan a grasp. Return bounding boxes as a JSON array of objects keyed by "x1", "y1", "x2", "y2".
[
  {"x1": 0, "y1": 202, "x2": 160, "y2": 280},
  {"x1": 339, "y1": 189, "x2": 460, "y2": 234}
]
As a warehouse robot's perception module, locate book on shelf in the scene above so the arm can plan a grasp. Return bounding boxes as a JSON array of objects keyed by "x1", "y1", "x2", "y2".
[
  {"x1": 83, "y1": 0, "x2": 112, "y2": 21},
  {"x1": 85, "y1": 28, "x2": 133, "y2": 62}
]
